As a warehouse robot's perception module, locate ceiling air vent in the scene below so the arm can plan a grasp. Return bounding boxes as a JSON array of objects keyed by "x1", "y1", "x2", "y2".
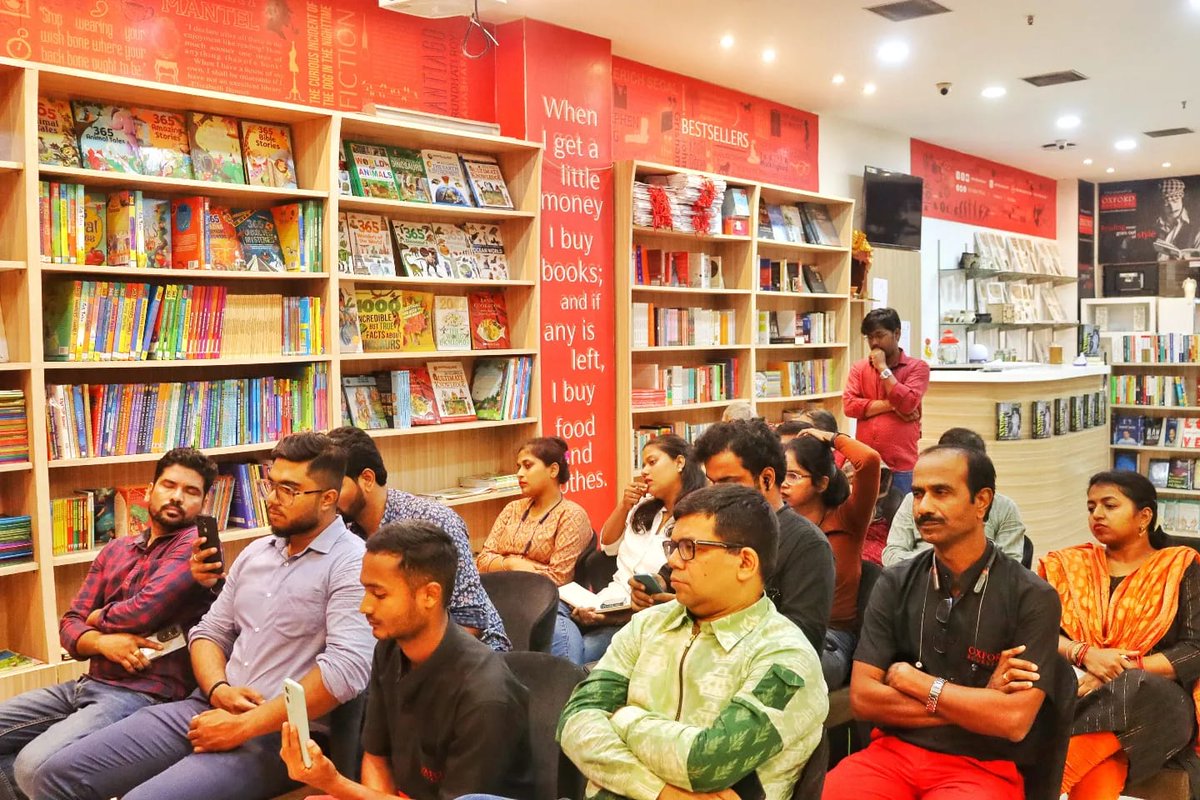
[
  {"x1": 864, "y1": 0, "x2": 951, "y2": 22},
  {"x1": 1144, "y1": 127, "x2": 1195, "y2": 138},
  {"x1": 1022, "y1": 70, "x2": 1088, "y2": 88}
]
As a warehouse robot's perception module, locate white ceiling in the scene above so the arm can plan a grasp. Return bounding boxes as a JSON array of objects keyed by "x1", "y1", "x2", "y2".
[{"x1": 489, "y1": 0, "x2": 1200, "y2": 182}]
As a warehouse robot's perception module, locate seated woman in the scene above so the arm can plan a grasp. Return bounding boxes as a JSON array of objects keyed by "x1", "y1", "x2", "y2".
[
  {"x1": 1038, "y1": 470, "x2": 1200, "y2": 800},
  {"x1": 862, "y1": 463, "x2": 900, "y2": 565},
  {"x1": 781, "y1": 428, "x2": 880, "y2": 689},
  {"x1": 563, "y1": 434, "x2": 705, "y2": 664},
  {"x1": 476, "y1": 437, "x2": 592, "y2": 658}
]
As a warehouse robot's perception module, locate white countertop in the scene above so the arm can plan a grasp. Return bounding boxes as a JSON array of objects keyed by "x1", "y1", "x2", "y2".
[{"x1": 928, "y1": 362, "x2": 1111, "y2": 383}]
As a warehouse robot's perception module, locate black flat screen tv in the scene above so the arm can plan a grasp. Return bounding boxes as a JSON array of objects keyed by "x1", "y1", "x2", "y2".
[{"x1": 863, "y1": 166, "x2": 923, "y2": 251}]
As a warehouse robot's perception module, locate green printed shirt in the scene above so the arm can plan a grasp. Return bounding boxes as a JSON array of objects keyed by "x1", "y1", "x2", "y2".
[{"x1": 558, "y1": 596, "x2": 827, "y2": 800}]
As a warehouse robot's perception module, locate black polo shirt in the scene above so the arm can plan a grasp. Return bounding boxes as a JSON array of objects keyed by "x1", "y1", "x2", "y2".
[
  {"x1": 768, "y1": 506, "x2": 835, "y2": 654},
  {"x1": 854, "y1": 541, "x2": 1061, "y2": 763},
  {"x1": 362, "y1": 621, "x2": 534, "y2": 800}
]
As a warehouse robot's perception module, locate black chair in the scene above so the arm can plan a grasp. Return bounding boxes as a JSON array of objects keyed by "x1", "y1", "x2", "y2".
[
  {"x1": 1016, "y1": 653, "x2": 1078, "y2": 800},
  {"x1": 504, "y1": 651, "x2": 589, "y2": 800},
  {"x1": 826, "y1": 561, "x2": 884, "y2": 746},
  {"x1": 1021, "y1": 535, "x2": 1035, "y2": 569},
  {"x1": 574, "y1": 530, "x2": 618, "y2": 593},
  {"x1": 481, "y1": 571, "x2": 559, "y2": 653},
  {"x1": 792, "y1": 729, "x2": 830, "y2": 800},
  {"x1": 856, "y1": 561, "x2": 883, "y2": 628}
]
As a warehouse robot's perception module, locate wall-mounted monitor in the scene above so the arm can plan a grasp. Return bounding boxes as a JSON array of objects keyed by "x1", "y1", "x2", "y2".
[{"x1": 863, "y1": 166, "x2": 923, "y2": 251}]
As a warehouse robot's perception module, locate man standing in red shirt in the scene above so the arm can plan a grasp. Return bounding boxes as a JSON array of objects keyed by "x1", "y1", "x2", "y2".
[{"x1": 843, "y1": 308, "x2": 930, "y2": 497}]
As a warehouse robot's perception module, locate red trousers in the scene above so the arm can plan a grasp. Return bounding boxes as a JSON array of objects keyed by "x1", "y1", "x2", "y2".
[{"x1": 822, "y1": 734, "x2": 1024, "y2": 800}]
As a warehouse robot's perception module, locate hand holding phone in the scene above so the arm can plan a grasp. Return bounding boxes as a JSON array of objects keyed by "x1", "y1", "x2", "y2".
[
  {"x1": 283, "y1": 679, "x2": 312, "y2": 768},
  {"x1": 632, "y1": 573, "x2": 664, "y2": 595},
  {"x1": 197, "y1": 515, "x2": 221, "y2": 564}
]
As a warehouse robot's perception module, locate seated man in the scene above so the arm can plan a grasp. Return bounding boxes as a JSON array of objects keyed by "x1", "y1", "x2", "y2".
[
  {"x1": 280, "y1": 520, "x2": 533, "y2": 800},
  {"x1": 882, "y1": 428, "x2": 1026, "y2": 566},
  {"x1": 823, "y1": 444, "x2": 1061, "y2": 799},
  {"x1": 559, "y1": 483, "x2": 827, "y2": 800},
  {"x1": 0, "y1": 448, "x2": 218, "y2": 799},
  {"x1": 327, "y1": 426, "x2": 508, "y2": 650},
  {"x1": 34, "y1": 432, "x2": 375, "y2": 800}
]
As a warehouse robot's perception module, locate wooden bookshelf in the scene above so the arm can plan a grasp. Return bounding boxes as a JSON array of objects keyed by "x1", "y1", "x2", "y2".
[
  {"x1": 614, "y1": 161, "x2": 853, "y2": 484},
  {"x1": 0, "y1": 58, "x2": 542, "y2": 697}
]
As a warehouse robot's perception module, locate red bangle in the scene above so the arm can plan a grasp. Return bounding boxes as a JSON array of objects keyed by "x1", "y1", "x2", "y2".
[{"x1": 1076, "y1": 644, "x2": 1091, "y2": 667}]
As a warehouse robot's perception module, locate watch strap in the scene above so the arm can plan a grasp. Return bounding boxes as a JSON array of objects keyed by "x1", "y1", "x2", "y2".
[
  {"x1": 926, "y1": 677, "x2": 946, "y2": 714},
  {"x1": 880, "y1": 367, "x2": 894, "y2": 380}
]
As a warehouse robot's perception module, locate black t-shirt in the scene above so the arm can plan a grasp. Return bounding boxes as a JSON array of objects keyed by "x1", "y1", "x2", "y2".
[
  {"x1": 767, "y1": 506, "x2": 835, "y2": 653},
  {"x1": 854, "y1": 541, "x2": 1061, "y2": 763},
  {"x1": 362, "y1": 622, "x2": 534, "y2": 800}
]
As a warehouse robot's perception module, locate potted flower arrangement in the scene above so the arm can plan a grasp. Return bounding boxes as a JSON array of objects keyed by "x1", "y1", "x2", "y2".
[{"x1": 851, "y1": 230, "x2": 873, "y2": 299}]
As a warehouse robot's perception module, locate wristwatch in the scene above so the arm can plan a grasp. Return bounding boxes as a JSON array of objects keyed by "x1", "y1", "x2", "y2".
[
  {"x1": 926, "y1": 677, "x2": 946, "y2": 714},
  {"x1": 880, "y1": 367, "x2": 894, "y2": 380}
]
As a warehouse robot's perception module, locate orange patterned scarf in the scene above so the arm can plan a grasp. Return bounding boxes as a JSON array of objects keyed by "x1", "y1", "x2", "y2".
[{"x1": 1039, "y1": 543, "x2": 1200, "y2": 751}]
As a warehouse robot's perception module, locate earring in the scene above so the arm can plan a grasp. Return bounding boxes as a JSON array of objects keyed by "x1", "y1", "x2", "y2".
[{"x1": 677, "y1": 466, "x2": 683, "y2": 473}]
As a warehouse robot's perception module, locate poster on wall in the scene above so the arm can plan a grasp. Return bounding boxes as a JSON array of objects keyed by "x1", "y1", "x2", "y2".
[
  {"x1": 1078, "y1": 180, "x2": 1095, "y2": 298},
  {"x1": 4, "y1": 0, "x2": 494, "y2": 119},
  {"x1": 611, "y1": 57, "x2": 818, "y2": 191},
  {"x1": 911, "y1": 139, "x2": 1057, "y2": 239},
  {"x1": 1098, "y1": 174, "x2": 1200, "y2": 264}
]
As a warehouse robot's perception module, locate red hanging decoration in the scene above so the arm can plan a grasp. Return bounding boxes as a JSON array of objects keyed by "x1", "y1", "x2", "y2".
[
  {"x1": 649, "y1": 185, "x2": 672, "y2": 230},
  {"x1": 691, "y1": 178, "x2": 717, "y2": 233}
]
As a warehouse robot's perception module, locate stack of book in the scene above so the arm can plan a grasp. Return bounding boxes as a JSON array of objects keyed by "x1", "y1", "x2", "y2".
[
  {"x1": 341, "y1": 142, "x2": 513, "y2": 209},
  {"x1": 1148, "y1": 457, "x2": 1200, "y2": 492},
  {"x1": 1116, "y1": 334, "x2": 1200, "y2": 365},
  {"x1": 338, "y1": 216, "x2": 510, "y2": 281},
  {"x1": 222, "y1": 462, "x2": 271, "y2": 529},
  {"x1": 0, "y1": 516, "x2": 32, "y2": 564},
  {"x1": 340, "y1": 288, "x2": 509, "y2": 355},
  {"x1": 631, "y1": 360, "x2": 739, "y2": 408},
  {"x1": 0, "y1": 391, "x2": 29, "y2": 463},
  {"x1": 757, "y1": 311, "x2": 837, "y2": 345},
  {"x1": 632, "y1": 306, "x2": 736, "y2": 348},
  {"x1": 632, "y1": 173, "x2": 728, "y2": 234},
  {"x1": 1161, "y1": 499, "x2": 1200, "y2": 537}
]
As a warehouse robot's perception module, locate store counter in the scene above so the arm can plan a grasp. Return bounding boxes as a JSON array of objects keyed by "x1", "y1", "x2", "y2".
[{"x1": 920, "y1": 362, "x2": 1111, "y2": 556}]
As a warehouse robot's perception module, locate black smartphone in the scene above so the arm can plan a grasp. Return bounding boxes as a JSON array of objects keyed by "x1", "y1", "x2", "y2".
[
  {"x1": 196, "y1": 515, "x2": 221, "y2": 563},
  {"x1": 632, "y1": 573, "x2": 664, "y2": 595}
]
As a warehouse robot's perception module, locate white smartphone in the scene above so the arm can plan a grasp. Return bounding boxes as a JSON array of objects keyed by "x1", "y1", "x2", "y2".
[
  {"x1": 139, "y1": 625, "x2": 187, "y2": 661},
  {"x1": 283, "y1": 678, "x2": 312, "y2": 768}
]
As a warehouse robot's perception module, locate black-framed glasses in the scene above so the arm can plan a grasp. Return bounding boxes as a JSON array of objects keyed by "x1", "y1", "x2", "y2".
[
  {"x1": 932, "y1": 597, "x2": 954, "y2": 655},
  {"x1": 258, "y1": 479, "x2": 324, "y2": 508},
  {"x1": 663, "y1": 538, "x2": 747, "y2": 561}
]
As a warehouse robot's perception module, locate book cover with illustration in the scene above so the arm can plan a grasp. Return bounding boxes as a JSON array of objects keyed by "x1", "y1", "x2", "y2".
[
  {"x1": 996, "y1": 401, "x2": 1022, "y2": 440},
  {"x1": 460, "y1": 153, "x2": 514, "y2": 209},
  {"x1": 73, "y1": 103, "x2": 141, "y2": 173},
  {"x1": 231, "y1": 209, "x2": 285, "y2": 272},
  {"x1": 1032, "y1": 400, "x2": 1053, "y2": 439},
  {"x1": 342, "y1": 375, "x2": 389, "y2": 430},
  {"x1": 1149, "y1": 458, "x2": 1171, "y2": 488},
  {"x1": 170, "y1": 196, "x2": 207, "y2": 270},
  {"x1": 1168, "y1": 458, "x2": 1195, "y2": 490},
  {"x1": 407, "y1": 366, "x2": 440, "y2": 426},
  {"x1": 83, "y1": 192, "x2": 107, "y2": 266},
  {"x1": 392, "y1": 221, "x2": 453, "y2": 279},
  {"x1": 106, "y1": 191, "x2": 136, "y2": 267},
  {"x1": 187, "y1": 113, "x2": 246, "y2": 184},
  {"x1": 433, "y1": 295, "x2": 471, "y2": 351},
  {"x1": 114, "y1": 484, "x2": 150, "y2": 538},
  {"x1": 431, "y1": 223, "x2": 479, "y2": 279},
  {"x1": 142, "y1": 198, "x2": 173, "y2": 270},
  {"x1": 1112, "y1": 414, "x2": 1144, "y2": 446},
  {"x1": 206, "y1": 205, "x2": 245, "y2": 270},
  {"x1": 37, "y1": 97, "x2": 81, "y2": 167},
  {"x1": 354, "y1": 289, "x2": 435, "y2": 353},
  {"x1": 421, "y1": 149, "x2": 473, "y2": 206},
  {"x1": 467, "y1": 290, "x2": 510, "y2": 350},
  {"x1": 269, "y1": 204, "x2": 303, "y2": 271},
  {"x1": 387, "y1": 146, "x2": 430, "y2": 202},
  {"x1": 131, "y1": 108, "x2": 192, "y2": 179},
  {"x1": 463, "y1": 223, "x2": 510, "y2": 280},
  {"x1": 338, "y1": 286, "x2": 362, "y2": 354},
  {"x1": 346, "y1": 213, "x2": 395, "y2": 276},
  {"x1": 240, "y1": 121, "x2": 297, "y2": 188},
  {"x1": 336, "y1": 212, "x2": 353, "y2": 274},
  {"x1": 471, "y1": 358, "x2": 512, "y2": 421},
  {"x1": 1144, "y1": 417, "x2": 1165, "y2": 447},
  {"x1": 427, "y1": 361, "x2": 477, "y2": 423},
  {"x1": 344, "y1": 141, "x2": 400, "y2": 200}
]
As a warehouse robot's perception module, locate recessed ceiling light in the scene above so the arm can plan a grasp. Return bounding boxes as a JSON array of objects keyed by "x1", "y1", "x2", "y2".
[
  {"x1": 1192, "y1": 0, "x2": 1200, "y2": 10},
  {"x1": 832, "y1": 73, "x2": 846, "y2": 85},
  {"x1": 762, "y1": 48, "x2": 776, "y2": 63},
  {"x1": 981, "y1": 86, "x2": 1007, "y2": 99},
  {"x1": 876, "y1": 40, "x2": 910, "y2": 64},
  {"x1": 1114, "y1": 138, "x2": 1137, "y2": 151},
  {"x1": 1083, "y1": 158, "x2": 1093, "y2": 165},
  {"x1": 719, "y1": 34, "x2": 735, "y2": 49},
  {"x1": 1106, "y1": 167, "x2": 1116, "y2": 173},
  {"x1": 863, "y1": 82, "x2": 877, "y2": 96},
  {"x1": 1164, "y1": 161, "x2": 1174, "y2": 168},
  {"x1": 1056, "y1": 115, "x2": 1081, "y2": 130}
]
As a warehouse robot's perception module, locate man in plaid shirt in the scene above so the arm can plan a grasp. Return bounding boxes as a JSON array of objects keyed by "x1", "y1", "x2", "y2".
[{"x1": 0, "y1": 447, "x2": 218, "y2": 800}]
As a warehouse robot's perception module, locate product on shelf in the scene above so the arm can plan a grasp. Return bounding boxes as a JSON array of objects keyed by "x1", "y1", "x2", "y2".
[
  {"x1": 421, "y1": 149, "x2": 474, "y2": 206},
  {"x1": 345, "y1": 212, "x2": 396, "y2": 276},
  {"x1": 73, "y1": 102, "x2": 141, "y2": 173},
  {"x1": 131, "y1": 108, "x2": 192, "y2": 179},
  {"x1": 428, "y1": 361, "x2": 477, "y2": 423},
  {"x1": 344, "y1": 141, "x2": 401, "y2": 200},
  {"x1": 467, "y1": 291, "x2": 510, "y2": 350},
  {"x1": 631, "y1": 360, "x2": 738, "y2": 408},
  {"x1": 187, "y1": 112, "x2": 247, "y2": 184},
  {"x1": 37, "y1": 97, "x2": 81, "y2": 168},
  {"x1": 433, "y1": 296, "x2": 471, "y2": 351},
  {"x1": 239, "y1": 121, "x2": 297, "y2": 189},
  {"x1": 353, "y1": 288, "x2": 435, "y2": 353},
  {"x1": 460, "y1": 152, "x2": 514, "y2": 209},
  {"x1": 387, "y1": 146, "x2": 430, "y2": 203},
  {"x1": 0, "y1": 516, "x2": 32, "y2": 563},
  {"x1": 0, "y1": 390, "x2": 29, "y2": 463},
  {"x1": 996, "y1": 402, "x2": 1023, "y2": 440}
]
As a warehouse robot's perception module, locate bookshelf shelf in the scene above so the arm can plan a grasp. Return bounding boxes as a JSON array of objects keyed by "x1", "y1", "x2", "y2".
[
  {"x1": 755, "y1": 342, "x2": 849, "y2": 350},
  {"x1": 631, "y1": 344, "x2": 749, "y2": 353},
  {"x1": 1110, "y1": 363, "x2": 1200, "y2": 369},
  {"x1": 756, "y1": 291, "x2": 850, "y2": 301},
  {"x1": 0, "y1": 462, "x2": 31, "y2": 474},
  {"x1": 44, "y1": 354, "x2": 332, "y2": 370},
  {"x1": 47, "y1": 440, "x2": 282, "y2": 469},
  {"x1": 0, "y1": 363, "x2": 30, "y2": 372},
  {"x1": 938, "y1": 267, "x2": 1075, "y2": 286},
  {"x1": 51, "y1": 526, "x2": 273, "y2": 567},
  {"x1": 1111, "y1": 445, "x2": 1200, "y2": 454},
  {"x1": 1111, "y1": 404, "x2": 1200, "y2": 412},
  {"x1": 364, "y1": 417, "x2": 538, "y2": 440},
  {"x1": 755, "y1": 240, "x2": 849, "y2": 255},
  {"x1": 220, "y1": 526, "x2": 271, "y2": 544},
  {"x1": 1158, "y1": 488, "x2": 1200, "y2": 499},
  {"x1": 632, "y1": 399, "x2": 736, "y2": 415},
  {"x1": 38, "y1": 165, "x2": 327, "y2": 201},
  {"x1": 0, "y1": 562, "x2": 36, "y2": 578},
  {"x1": 632, "y1": 226, "x2": 751, "y2": 243},
  {"x1": 0, "y1": 261, "x2": 25, "y2": 272},
  {"x1": 336, "y1": 195, "x2": 535, "y2": 223},
  {"x1": 0, "y1": 160, "x2": 20, "y2": 173},
  {"x1": 50, "y1": 551, "x2": 99, "y2": 567},
  {"x1": 341, "y1": 275, "x2": 535, "y2": 288},
  {"x1": 630, "y1": 285, "x2": 752, "y2": 296},
  {"x1": 441, "y1": 486, "x2": 523, "y2": 508},
  {"x1": 755, "y1": 391, "x2": 843, "y2": 403},
  {"x1": 340, "y1": 348, "x2": 536, "y2": 362},
  {"x1": 40, "y1": 265, "x2": 327, "y2": 281}
]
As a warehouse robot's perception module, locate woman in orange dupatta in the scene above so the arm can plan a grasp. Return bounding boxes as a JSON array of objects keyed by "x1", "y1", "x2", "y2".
[{"x1": 1038, "y1": 470, "x2": 1200, "y2": 800}]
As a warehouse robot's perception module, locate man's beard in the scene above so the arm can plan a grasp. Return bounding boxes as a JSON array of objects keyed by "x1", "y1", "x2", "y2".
[
  {"x1": 150, "y1": 502, "x2": 193, "y2": 532},
  {"x1": 271, "y1": 508, "x2": 321, "y2": 540}
]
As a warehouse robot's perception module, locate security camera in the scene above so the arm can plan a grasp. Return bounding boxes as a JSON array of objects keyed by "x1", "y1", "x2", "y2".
[{"x1": 936, "y1": 82, "x2": 952, "y2": 96}]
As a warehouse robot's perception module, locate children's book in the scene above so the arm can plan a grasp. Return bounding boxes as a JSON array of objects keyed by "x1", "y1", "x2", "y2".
[
  {"x1": 467, "y1": 290, "x2": 510, "y2": 350},
  {"x1": 187, "y1": 113, "x2": 246, "y2": 184},
  {"x1": 240, "y1": 121, "x2": 297, "y2": 189},
  {"x1": 131, "y1": 108, "x2": 192, "y2": 179},
  {"x1": 463, "y1": 223, "x2": 510, "y2": 280},
  {"x1": 231, "y1": 209, "x2": 285, "y2": 272},
  {"x1": 342, "y1": 375, "x2": 389, "y2": 429},
  {"x1": 471, "y1": 358, "x2": 511, "y2": 421},
  {"x1": 345, "y1": 213, "x2": 395, "y2": 276},
  {"x1": 431, "y1": 223, "x2": 479, "y2": 279},
  {"x1": 407, "y1": 367, "x2": 440, "y2": 426},
  {"x1": 386, "y1": 146, "x2": 430, "y2": 203},
  {"x1": 421, "y1": 149, "x2": 474, "y2": 206},
  {"x1": 206, "y1": 205, "x2": 245, "y2": 270},
  {"x1": 170, "y1": 196, "x2": 207, "y2": 270},
  {"x1": 73, "y1": 103, "x2": 141, "y2": 173},
  {"x1": 344, "y1": 141, "x2": 400, "y2": 200},
  {"x1": 338, "y1": 286, "x2": 363, "y2": 354},
  {"x1": 433, "y1": 295, "x2": 471, "y2": 351},
  {"x1": 83, "y1": 192, "x2": 107, "y2": 266},
  {"x1": 392, "y1": 221, "x2": 453, "y2": 279},
  {"x1": 460, "y1": 152, "x2": 514, "y2": 209},
  {"x1": 37, "y1": 97, "x2": 81, "y2": 167},
  {"x1": 269, "y1": 204, "x2": 302, "y2": 271},
  {"x1": 336, "y1": 212, "x2": 354, "y2": 274},
  {"x1": 142, "y1": 198, "x2": 173, "y2": 270},
  {"x1": 427, "y1": 361, "x2": 477, "y2": 423},
  {"x1": 106, "y1": 191, "x2": 136, "y2": 267}
]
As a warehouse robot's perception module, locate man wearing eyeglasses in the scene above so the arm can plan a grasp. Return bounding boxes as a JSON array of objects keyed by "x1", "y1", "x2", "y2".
[
  {"x1": 34, "y1": 432, "x2": 375, "y2": 800},
  {"x1": 822, "y1": 445, "x2": 1061, "y2": 800},
  {"x1": 559, "y1": 483, "x2": 827, "y2": 800}
]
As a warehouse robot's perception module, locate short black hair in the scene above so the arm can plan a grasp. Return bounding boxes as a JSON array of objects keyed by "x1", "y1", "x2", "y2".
[
  {"x1": 800, "y1": 409, "x2": 838, "y2": 434},
  {"x1": 674, "y1": 484, "x2": 778, "y2": 579},
  {"x1": 775, "y1": 419, "x2": 812, "y2": 437},
  {"x1": 271, "y1": 432, "x2": 347, "y2": 491},
  {"x1": 693, "y1": 419, "x2": 786, "y2": 489},
  {"x1": 520, "y1": 437, "x2": 571, "y2": 485},
  {"x1": 938, "y1": 427, "x2": 987, "y2": 454},
  {"x1": 153, "y1": 447, "x2": 219, "y2": 494},
  {"x1": 861, "y1": 307, "x2": 901, "y2": 336},
  {"x1": 366, "y1": 521, "x2": 458, "y2": 607},
  {"x1": 918, "y1": 444, "x2": 996, "y2": 518},
  {"x1": 328, "y1": 426, "x2": 388, "y2": 485}
]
